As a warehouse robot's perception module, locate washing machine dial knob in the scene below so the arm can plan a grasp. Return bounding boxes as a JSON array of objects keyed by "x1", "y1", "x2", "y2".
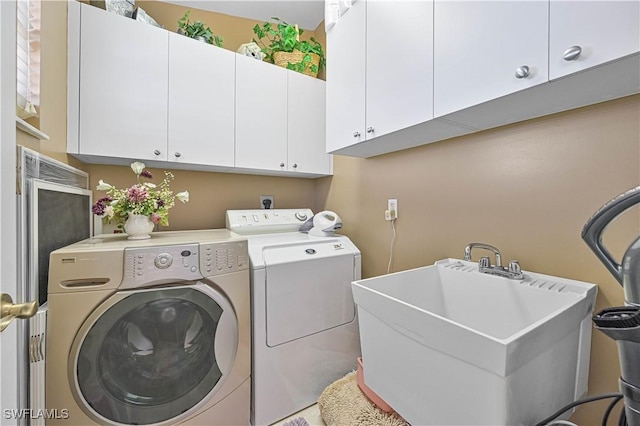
[
  {"x1": 154, "y1": 253, "x2": 173, "y2": 269},
  {"x1": 295, "y1": 211, "x2": 308, "y2": 221}
]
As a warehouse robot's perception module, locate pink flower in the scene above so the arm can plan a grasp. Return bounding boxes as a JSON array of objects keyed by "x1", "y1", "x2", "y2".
[
  {"x1": 150, "y1": 213, "x2": 162, "y2": 224},
  {"x1": 127, "y1": 185, "x2": 148, "y2": 203}
]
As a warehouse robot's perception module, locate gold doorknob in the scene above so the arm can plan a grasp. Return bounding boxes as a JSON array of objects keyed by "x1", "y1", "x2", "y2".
[{"x1": 1, "y1": 293, "x2": 38, "y2": 332}]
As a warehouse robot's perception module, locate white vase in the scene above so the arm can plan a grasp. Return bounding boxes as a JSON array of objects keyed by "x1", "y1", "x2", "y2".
[{"x1": 124, "y1": 214, "x2": 154, "y2": 240}]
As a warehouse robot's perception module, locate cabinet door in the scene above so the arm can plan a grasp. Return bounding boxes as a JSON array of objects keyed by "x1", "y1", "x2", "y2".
[
  {"x1": 79, "y1": 4, "x2": 168, "y2": 161},
  {"x1": 550, "y1": 1, "x2": 640, "y2": 80},
  {"x1": 326, "y1": 0, "x2": 366, "y2": 153},
  {"x1": 434, "y1": 1, "x2": 548, "y2": 118},
  {"x1": 366, "y1": 1, "x2": 434, "y2": 140},
  {"x1": 288, "y1": 72, "x2": 331, "y2": 175},
  {"x1": 235, "y1": 55, "x2": 288, "y2": 171},
  {"x1": 168, "y1": 33, "x2": 235, "y2": 167}
]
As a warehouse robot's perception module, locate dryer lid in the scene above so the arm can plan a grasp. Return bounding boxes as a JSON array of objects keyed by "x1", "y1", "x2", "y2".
[
  {"x1": 263, "y1": 241, "x2": 357, "y2": 347},
  {"x1": 263, "y1": 239, "x2": 355, "y2": 265},
  {"x1": 248, "y1": 234, "x2": 360, "y2": 269}
]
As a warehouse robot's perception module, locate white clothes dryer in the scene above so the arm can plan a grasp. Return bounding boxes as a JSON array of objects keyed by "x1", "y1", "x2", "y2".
[
  {"x1": 45, "y1": 230, "x2": 250, "y2": 426},
  {"x1": 226, "y1": 209, "x2": 361, "y2": 426}
]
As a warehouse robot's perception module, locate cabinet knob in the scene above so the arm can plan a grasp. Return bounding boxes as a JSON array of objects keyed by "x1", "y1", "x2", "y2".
[
  {"x1": 154, "y1": 150, "x2": 161, "y2": 156},
  {"x1": 515, "y1": 65, "x2": 530, "y2": 79},
  {"x1": 563, "y1": 46, "x2": 582, "y2": 61},
  {"x1": 366, "y1": 127, "x2": 374, "y2": 134},
  {"x1": 280, "y1": 163, "x2": 285, "y2": 168},
  {"x1": 292, "y1": 163, "x2": 298, "y2": 169},
  {"x1": 174, "y1": 152, "x2": 181, "y2": 158},
  {"x1": 353, "y1": 131, "x2": 361, "y2": 138}
]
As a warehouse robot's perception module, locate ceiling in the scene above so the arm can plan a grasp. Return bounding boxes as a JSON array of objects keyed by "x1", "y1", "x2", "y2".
[{"x1": 161, "y1": 1, "x2": 325, "y2": 30}]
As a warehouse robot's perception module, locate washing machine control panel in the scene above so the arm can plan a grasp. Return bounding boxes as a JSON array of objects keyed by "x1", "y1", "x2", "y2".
[
  {"x1": 121, "y1": 242, "x2": 248, "y2": 288},
  {"x1": 199, "y1": 241, "x2": 248, "y2": 276}
]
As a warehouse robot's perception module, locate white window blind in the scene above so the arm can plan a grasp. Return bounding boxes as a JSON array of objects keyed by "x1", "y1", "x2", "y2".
[{"x1": 17, "y1": 0, "x2": 40, "y2": 118}]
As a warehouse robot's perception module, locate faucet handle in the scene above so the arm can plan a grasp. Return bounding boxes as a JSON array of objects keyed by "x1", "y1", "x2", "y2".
[
  {"x1": 478, "y1": 256, "x2": 491, "y2": 269},
  {"x1": 463, "y1": 248, "x2": 472, "y2": 261},
  {"x1": 507, "y1": 260, "x2": 525, "y2": 279}
]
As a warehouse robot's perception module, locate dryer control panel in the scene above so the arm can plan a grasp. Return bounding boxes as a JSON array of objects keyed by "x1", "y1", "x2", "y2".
[
  {"x1": 121, "y1": 241, "x2": 247, "y2": 288},
  {"x1": 226, "y1": 209, "x2": 314, "y2": 234}
]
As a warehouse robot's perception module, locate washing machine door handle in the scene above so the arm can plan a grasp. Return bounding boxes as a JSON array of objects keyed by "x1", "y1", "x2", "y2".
[
  {"x1": 194, "y1": 281, "x2": 239, "y2": 377},
  {"x1": 214, "y1": 300, "x2": 240, "y2": 373}
]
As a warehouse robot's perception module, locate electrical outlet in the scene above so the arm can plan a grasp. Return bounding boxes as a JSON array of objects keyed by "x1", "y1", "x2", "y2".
[
  {"x1": 260, "y1": 195, "x2": 274, "y2": 209},
  {"x1": 388, "y1": 199, "x2": 398, "y2": 219}
]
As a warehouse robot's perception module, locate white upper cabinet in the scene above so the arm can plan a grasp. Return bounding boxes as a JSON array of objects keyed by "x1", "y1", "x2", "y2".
[
  {"x1": 323, "y1": 0, "x2": 638, "y2": 158},
  {"x1": 434, "y1": 1, "x2": 549, "y2": 118},
  {"x1": 168, "y1": 33, "x2": 235, "y2": 167},
  {"x1": 365, "y1": 1, "x2": 434, "y2": 140},
  {"x1": 235, "y1": 56, "x2": 331, "y2": 175},
  {"x1": 235, "y1": 54, "x2": 288, "y2": 172},
  {"x1": 68, "y1": 3, "x2": 330, "y2": 177},
  {"x1": 327, "y1": 0, "x2": 435, "y2": 152},
  {"x1": 549, "y1": 1, "x2": 640, "y2": 80},
  {"x1": 326, "y1": 0, "x2": 366, "y2": 153},
  {"x1": 288, "y1": 72, "x2": 331, "y2": 175},
  {"x1": 77, "y1": 3, "x2": 169, "y2": 161}
]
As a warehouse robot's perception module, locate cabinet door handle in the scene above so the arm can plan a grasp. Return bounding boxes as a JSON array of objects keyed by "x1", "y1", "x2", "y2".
[
  {"x1": 515, "y1": 65, "x2": 530, "y2": 79},
  {"x1": 154, "y1": 150, "x2": 161, "y2": 156},
  {"x1": 353, "y1": 131, "x2": 361, "y2": 138},
  {"x1": 280, "y1": 163, "x2": 285, "y2": 167},
  {"x1": 174, "y1": 152, "x2": 181, "y2": 158},
  {"x1": 563, "y1": 46, "x2": 582, "y2": 61},
  {"x1": 292, "y1": 163, "x2": 298, "y2": 169},
  {"x1": 366, "y1": 127, "x2": 374, "y2": 134}
]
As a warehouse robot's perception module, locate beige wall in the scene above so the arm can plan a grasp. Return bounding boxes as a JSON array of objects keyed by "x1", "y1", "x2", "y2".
[
  {"x1": 19, "y1": 1, "x2": 640, "y2": 423},
  {"x1": 87, "y1": 164, "x2": 315, "y2": 230}
]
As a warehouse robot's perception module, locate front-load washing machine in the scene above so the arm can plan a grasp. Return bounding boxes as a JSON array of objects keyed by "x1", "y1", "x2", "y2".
[
  {"x1": 45, "y1": 230, "x2": 250, "y2": 426},
  {"x1": 226, "y1": 209, "x2": 361, "y2": 426}
]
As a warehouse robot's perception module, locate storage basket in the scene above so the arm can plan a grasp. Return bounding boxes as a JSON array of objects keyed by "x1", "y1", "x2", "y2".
[{"x1": 273, "y1": 51, "x2": 320, "y2": 78}]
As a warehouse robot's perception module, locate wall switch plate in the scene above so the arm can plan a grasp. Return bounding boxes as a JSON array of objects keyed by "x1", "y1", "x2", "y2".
[
  {"x1": 260, "y1": 195, "x2": 274, "y2": 209},
  {"x1": 388, "y1": 199, "x2": 398, "y2": 219}
]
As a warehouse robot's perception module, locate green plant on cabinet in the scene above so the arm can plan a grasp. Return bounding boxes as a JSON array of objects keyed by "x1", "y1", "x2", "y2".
[
  {"x1": 252, "y1": 17, "x2": 326, "y2": 77},
  {"x1": 177, "y1": 10, "x2": 223, "y2": 47}
]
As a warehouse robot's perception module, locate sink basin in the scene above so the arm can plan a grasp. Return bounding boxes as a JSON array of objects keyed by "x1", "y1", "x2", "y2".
[{"x1": 352, "y1": 258, "x2": 597, "y2": 426}]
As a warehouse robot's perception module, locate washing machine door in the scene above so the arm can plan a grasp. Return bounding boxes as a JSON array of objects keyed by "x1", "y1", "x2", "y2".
[{"x1": 70, "y1": 283, "x2": 238, "y2": 425}]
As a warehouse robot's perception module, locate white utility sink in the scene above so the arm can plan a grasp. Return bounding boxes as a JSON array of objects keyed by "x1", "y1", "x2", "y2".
[{"x1": 352, "y1": 259, "x2": 597, "y2": 426}]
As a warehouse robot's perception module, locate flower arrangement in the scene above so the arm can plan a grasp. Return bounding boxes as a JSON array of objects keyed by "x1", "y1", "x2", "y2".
[{"x1": 92, "y1": 161, "x2": 189, "y2": 229}]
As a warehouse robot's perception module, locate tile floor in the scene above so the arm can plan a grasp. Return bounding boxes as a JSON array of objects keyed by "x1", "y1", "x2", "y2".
[{"x1": 270, "y1": 404, "x2": 326, "y2": 426}]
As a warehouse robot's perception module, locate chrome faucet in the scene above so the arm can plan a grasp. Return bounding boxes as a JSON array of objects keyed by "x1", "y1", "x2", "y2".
[
  {"x1": 463, "y1": 242, "x2": 524, "y2": 280},
  {"x1": 464, "y1": 242, "x2": 502, "y2": 267}
]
